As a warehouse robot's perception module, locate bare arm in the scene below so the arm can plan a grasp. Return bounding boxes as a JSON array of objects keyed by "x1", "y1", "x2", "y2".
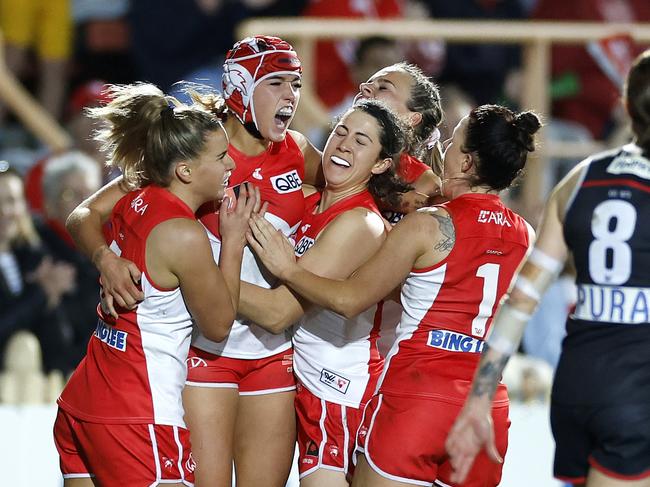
[
  {"x1": 239, "y1": 208, "x2": 388, "y2": 332},
  {"x1": 149, "y1": 219, "x2": 237, "y2": 342},
  {"x1": 247, "y1": 208, "x2": 450, "y2": 318},
  {"x1": 290, "y1": 129, "x2": 324, "y2": 190},
  {"x1": 445, "y1": 162, "x2": 588, "y2": 484},
  {"x1": 65, "y1": 176, "x2": 144, "y2": 316},
  {"x1": 395, "y1": 169, "x2": 442, "y2": 214}
]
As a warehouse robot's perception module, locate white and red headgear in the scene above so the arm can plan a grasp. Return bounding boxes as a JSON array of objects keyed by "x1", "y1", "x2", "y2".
[{"x1": 222, "y1": 36, "x2": 302, "y2": 129}]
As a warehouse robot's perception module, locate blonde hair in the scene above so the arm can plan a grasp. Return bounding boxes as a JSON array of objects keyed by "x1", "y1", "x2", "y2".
[
  {"x1": 88, "y1": 83, "x2": 228, "y2": 190},
  {"x1": 0, "y1": 169, "x2": 41, "y2": 249}
]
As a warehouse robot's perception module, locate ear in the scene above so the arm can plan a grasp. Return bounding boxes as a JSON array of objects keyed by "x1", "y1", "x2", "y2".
[
  {"x1": 175, "y1": 161, "x2": 193, "y2": 184},
  {"x1": 460, "y1": 153, "x2": 474, "y2": 173},
  {"x1": 371, "y1": 157, "x2": 393, "y2": 175},
  {"x1": 409, "y1": 111, "x2": 423, "y2": 127}
]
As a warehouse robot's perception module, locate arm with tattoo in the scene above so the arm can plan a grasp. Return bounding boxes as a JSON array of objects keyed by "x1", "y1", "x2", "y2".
[{"x1": 431, "y1": 212, "x2": 455, "y2": 252}]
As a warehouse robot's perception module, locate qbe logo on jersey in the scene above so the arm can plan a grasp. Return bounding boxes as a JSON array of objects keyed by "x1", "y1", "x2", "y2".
[
  {"x1": 294, "y1": 235, "x2": 315, "y2": 257},
  {"x1": 319, "y1": 368, "x2": 350, "y2": 394},
  {"x1": 271, "y1": 170, "x2": 302, "y2": 194}
]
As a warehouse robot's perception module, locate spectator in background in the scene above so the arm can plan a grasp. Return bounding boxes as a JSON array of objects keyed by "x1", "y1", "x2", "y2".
[
  {"x1": 533, "y1": 0, "x2": 650, "y2": 140},
  {"x1": 24, "y1": 80, "x2": 111, "y2": 216},
  {"x1": 330, "y1": 37, "x2": 404, "y2": 119},
  {"x1": 35, "y1": 151, "x2": 102, "y2": 373},
  {"x1": 302, "y1": 0, "x2": 404, "y2": 109},
  {"x1": 421, "y1": 0, "x2": 526, "y2": 105},
  {"x1": 0, "y1": 163, "x2": 75, "y2": 369},
  {"x1": 0, "y1": 0, "x2": 72, "y2": 121}
]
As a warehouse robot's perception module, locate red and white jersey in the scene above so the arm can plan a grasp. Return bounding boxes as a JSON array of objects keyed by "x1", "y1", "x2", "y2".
[
  {"x1": 379, "y1": 153, "x2": 432, "y2": 355},
  {"x1": 193, "y1": 132, "x2": 306, "y2": 359},
  {"x1": 58, "y1": 186, "x2": 196, "y2": 427},
  {"x1": 293, "y1": 190, "x2": 384, "y2": 408},
  {"x1": 378, "y1": 193, "x2": 531, "y2": 405}
]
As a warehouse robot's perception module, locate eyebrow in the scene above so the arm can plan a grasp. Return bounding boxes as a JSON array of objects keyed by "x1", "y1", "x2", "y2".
[
  {"x1": 339, "y1": 123, "x2": 373, "y2": 144},
  {"x1": 266, "y1": 74, "x2": 300, "y2": 82},
  {"x1": 216, "y1": 150, "x2": 228, "y2": 159},
  {"x1": 376, "y1": 77, "x2": 396, "y2": 88}
]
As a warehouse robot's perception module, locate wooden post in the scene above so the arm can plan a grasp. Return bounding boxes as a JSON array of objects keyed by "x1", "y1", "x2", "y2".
[{"x1": 520, "y1": 39, "x2": 551, "y2": 221}]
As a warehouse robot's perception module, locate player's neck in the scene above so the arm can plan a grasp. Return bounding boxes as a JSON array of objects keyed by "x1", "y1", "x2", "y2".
[
  {"x1": 319, "y1": 183, "x2": 367, "y2": 211},
  {"x1": 225, "y1": 118, "x2": 269, "y2": 156}
]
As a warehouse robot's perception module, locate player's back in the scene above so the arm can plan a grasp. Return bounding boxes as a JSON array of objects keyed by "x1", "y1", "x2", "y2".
[
  {"x1": 379, "y1": 193, "x2": 531, "y2": 404},
  {"x1": 556, "y1": 143, "x2": 650, "y2": 405}
]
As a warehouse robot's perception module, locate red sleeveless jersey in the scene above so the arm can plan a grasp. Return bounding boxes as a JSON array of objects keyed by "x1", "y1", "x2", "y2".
[
  {"x1": 58, "y1": 186, "x2": 196, "y2": 426},
  {"x1": 193, "y1": 132, "x2": 306, "y2": 358},
  {"x1": 378, "y1": 193, "x2": 531, "y2": 405},
  {"x1": 292, "y1": 190, "x2": 385, "y2": 407}
]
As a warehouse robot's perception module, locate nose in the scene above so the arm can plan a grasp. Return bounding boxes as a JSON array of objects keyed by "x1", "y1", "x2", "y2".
[
  {"x1": 358, "y1": 82, "x2": 373, "y2": 98},
  {"x1": 284, "y1": 83, "x2": 298, "y2": 102},
  {"x1": 225, "y1": 155, "x2": 236, "y2": 171}
]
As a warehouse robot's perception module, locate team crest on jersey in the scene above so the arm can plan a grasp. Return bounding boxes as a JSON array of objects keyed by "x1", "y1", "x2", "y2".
[
  {"x1": 427, "y1": 329, "x2": 484, "y2": 353},
  {"x1": 319, "y1": 368, "x2": 350, "y2": 394},
  {"x1": 477, "y1": 210, "x2": 511, "y2": 227},
  {"x1": 271, "y1": 169, "x2": 302, "y2": 194},
  {"x1": 94, "y1": 320, "x2": 127, "y2": 351},
  {"x1": 294, "y1": 235, "x2": 315, "y2": 257}
]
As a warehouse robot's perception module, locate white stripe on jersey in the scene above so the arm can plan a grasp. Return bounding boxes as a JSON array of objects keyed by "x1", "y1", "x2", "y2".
[
  {"x1": 376, "y1": 265, "x2": 447, "y2": 392},
  {"x1": 139, "y1": 274, "x2": 193, "y2": 427},
  {"x1": 193, "y1": 213, "x2": 295, "y2": 359}
]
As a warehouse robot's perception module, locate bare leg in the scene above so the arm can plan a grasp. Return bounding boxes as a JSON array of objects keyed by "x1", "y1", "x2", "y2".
[
  {"x1": 587, "y1": 468, "x2": 650, "y2": 487},
  {"x1": 183, "y1": 385, "x2": 239, "y2": 487},
  {"x1": 233, "y1": 390, "x2": 296, "y2": 487},
  {"x1": 64, "y1": 479, "x2": 96, "y2": 487},
  {"x1": 351, "y1": 454, "x2": 412, "y2": 487},
  {"x1": 301, "y1": 468, "x2": 350, "y2": 487}
]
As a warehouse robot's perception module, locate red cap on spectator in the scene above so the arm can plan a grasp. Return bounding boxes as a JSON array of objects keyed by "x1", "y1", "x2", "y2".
[{"x1": 67, "y1": 80, "x2": 112, "y2": 118}]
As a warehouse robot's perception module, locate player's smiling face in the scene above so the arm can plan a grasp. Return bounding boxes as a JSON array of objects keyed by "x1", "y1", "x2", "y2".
[
  {"x1": 321, "y1": 108, "x2": 389, "y2": 190},
  {"x1": 252, "y1": 74, "x2": 301, "y2": 142}
]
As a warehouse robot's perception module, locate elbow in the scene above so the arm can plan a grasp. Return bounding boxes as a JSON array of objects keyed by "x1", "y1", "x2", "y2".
[
  {"x1": 333, "y1": 294, "x2": 361, "y2": 319},
  {"x1": 257, "y1": 310, "x2": 294, "y2": 334},
  {"x1": 197, "y1": 313, "x2": 236, "y2": 343}
]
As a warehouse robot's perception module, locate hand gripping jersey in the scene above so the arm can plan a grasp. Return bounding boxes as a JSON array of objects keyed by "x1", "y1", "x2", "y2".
[
  {"x1": 292, "y1": 190, "x2": 384, "y2": 408},
  {"x1": 58, "y1": 186, "x2": 196, "y2": 427},
  {"x1": 382, "y1": 152, "x2": 431, "y2": 225},
  {"x1": 377, "y1": 193, "x2": 531, "y2": 404},
  {"x1": 555, "y1": 143, "x2": 650, "y2": 405},
  {"x1": 194, "y1": 132, "x2": 305, "y2": 358}
]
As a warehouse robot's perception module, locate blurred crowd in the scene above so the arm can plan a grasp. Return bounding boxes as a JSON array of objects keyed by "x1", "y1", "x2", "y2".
[{"x1": 0, "y1": 0, "x2": 649, "y2": 404}]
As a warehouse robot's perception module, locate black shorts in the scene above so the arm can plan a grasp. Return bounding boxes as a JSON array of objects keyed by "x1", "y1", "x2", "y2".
[{"x1": 550, "y1": 401, "x2": 650, "y2": 483}]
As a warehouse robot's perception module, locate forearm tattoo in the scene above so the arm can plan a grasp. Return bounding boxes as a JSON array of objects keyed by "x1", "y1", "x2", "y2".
[
  {"x1": 431, "y1": 213, "x2": 455, "y2": 252},
  {"x1": 470, "y1": 348, "x2": 509, "y2": 400}
]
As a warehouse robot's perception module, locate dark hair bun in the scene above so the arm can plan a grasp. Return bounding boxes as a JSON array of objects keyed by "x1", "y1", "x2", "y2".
[{"x1": 513, "y1": 112, "x2": 541, "y2": 152}]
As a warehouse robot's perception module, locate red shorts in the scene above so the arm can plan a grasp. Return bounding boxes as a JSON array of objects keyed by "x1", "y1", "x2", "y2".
[
  {"x1": 356, "y1": 393, "x2": 509, "y2": 487},
  {"x1": 185, "y1": 346, "x2": 296, "y2": 395},
  {"x1": 296, "y1": 382, "x2": 365, "y2": 479},
  {"x1": 53, "y1": 408, "x2": 195, "y2": 486}
]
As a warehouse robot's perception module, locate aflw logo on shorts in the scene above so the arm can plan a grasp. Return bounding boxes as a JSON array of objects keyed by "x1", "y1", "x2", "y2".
[
  {"x1": 271, "y1": 170, "x2": 302, "y2": 194},
  {"x1": 427, "y1": 329, "x2": 484, "y2": 353},
  {"x1": 319, "y1": 368, "x2": 350, "y2": 394}
]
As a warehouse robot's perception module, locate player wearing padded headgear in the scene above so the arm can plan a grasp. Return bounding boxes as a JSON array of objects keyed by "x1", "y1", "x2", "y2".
[
  {"x1": 448, "y1": 50, "x2": 650, "y2": 487},
  {"x1": 65, "y1": 36, "x2": 322, "y2": 487},
  {"x1": 245, "y1": 104, "x2": 540, "y2": 487}
]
